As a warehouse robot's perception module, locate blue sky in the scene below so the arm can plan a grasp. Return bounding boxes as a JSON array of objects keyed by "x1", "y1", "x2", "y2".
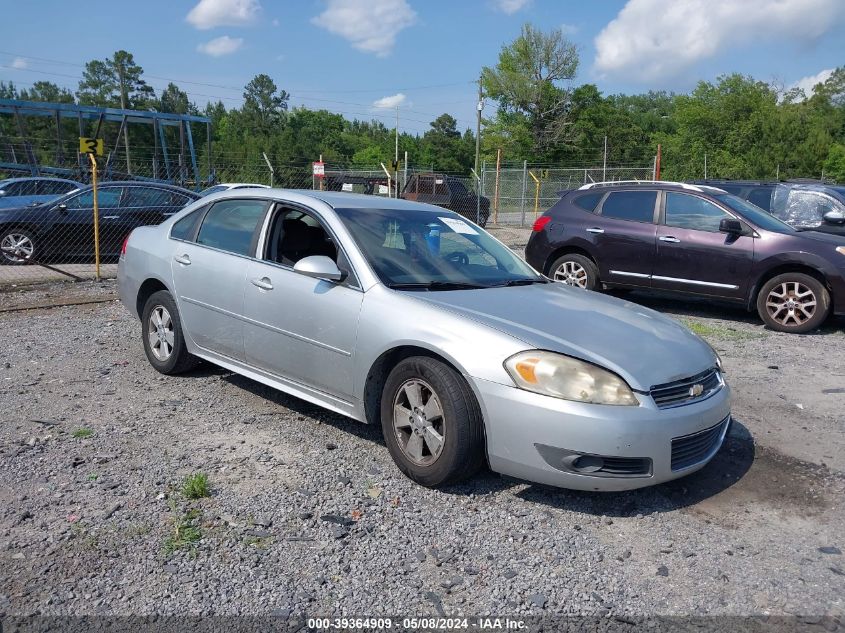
[{"x1": 0, "y1": 0, "x2": 843, "y2": 135}]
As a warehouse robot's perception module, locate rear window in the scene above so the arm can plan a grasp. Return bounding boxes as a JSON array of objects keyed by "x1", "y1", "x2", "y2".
[
  {"x1": 196, "y1": 199, "x2": 269, "y2": 256},
  {"x1": 747, "y1": 187, "x2": 773, "y2": 211},
  {"x1": 170, "y1": 205, "x2": 208, "y2": 241},
  {"x1": 573, "y1": 192, "x2": 604, "y2": 212},
  {"x1": 599, "y1": 191, "x2": 657, "y2": 223}
]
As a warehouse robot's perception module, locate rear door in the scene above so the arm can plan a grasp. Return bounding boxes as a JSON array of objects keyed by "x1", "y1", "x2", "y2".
[
  {"x1": 170, "y1": 198, "x2": 271, "y2": 361},
  {"x1": 651, "y1": 191, "x2": 754, "y2": 300},
  {"x1": 591, "y1": 189, "x2": 659, "y2": 286}
]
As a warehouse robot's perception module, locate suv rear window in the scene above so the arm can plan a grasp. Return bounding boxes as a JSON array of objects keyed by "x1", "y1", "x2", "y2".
[
  {"x1": 747, "y1": 187, "x2": 772, "y2": 211},
  {"x1": 573, "y1": 192, "x2": 604, "y2": 212},
  {"x1": 599, "y1": 191, "x2": 657, "y2": 223}
]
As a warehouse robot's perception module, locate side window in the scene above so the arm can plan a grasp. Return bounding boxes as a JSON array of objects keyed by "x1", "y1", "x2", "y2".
[
  {"x1": 265, "y1": 207, "x2": 339, "y2": 267},
  {"x1": 573, "y1": 192, "x2": 604, "y2": 212},
  {"x1": 125, "y1": 187, "x2": 171, "y2": 207},
  {"x1": 784, "y1": 191, "x2": 835, "y2": 227},
  {"x1": 170, "y1": 205, "x2": 208, "y2": 241},
  {"x1": 2, "y1": 182, "x2": 24, "y2": 196},
  {"x1": 40, "y1": 180, "x2": 77, "y2": 196},
  {"x1": 599, "y1": 191, "x2": 657, "y2": 223},
  {"x1": 664, "y1": 193, "x2": 730, "y2": 232},
  {"x1": 169, "y1": 192, "x2": 193, "y2": 207},
  {"x1": 65, "y1": 188, "x2": 122, "y2": 209},
  {"x1": 747, "y1": 188, "x2": 772, "y2": 211},
  {"x1": 196, "y1": 199, "x2": 269, "y2": 256}
]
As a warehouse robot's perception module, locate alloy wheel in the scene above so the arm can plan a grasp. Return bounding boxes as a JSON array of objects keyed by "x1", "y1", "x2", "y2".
[
  {"x1": 765, "y1": 281, "x2": 817, "y2": 328},
  {"x1": 553, "y1": 261, "x2": 588, "y2": 288},
  {"x1": 148, "y1": 305, "x2": 175, "y2": 361},
  {"x1": 392, "y1": 379, "x2": 446, "y2": 466},
  {"x1": 1, "y1": 233, "x2": 34, "y2": 263}
]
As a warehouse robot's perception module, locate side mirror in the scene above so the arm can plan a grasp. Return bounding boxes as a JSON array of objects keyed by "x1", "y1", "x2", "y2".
[
  {"x1": 823, "y1": 209, "x2": 845, "y2": 225},
  {"x1": 293, "y1": 255, "x2": 345, "y2": 282},
  {"x1": 56, "y1": 203, "x2": 68, "y2": 213},
  {"x1": 719, "y1": 218, "x2": 744, "y2": 234},
  {"x1": 0, "y1": 190, "x2": 5, "y2": 197}
]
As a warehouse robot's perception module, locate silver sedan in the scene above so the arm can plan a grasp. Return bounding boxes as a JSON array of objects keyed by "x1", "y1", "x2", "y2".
[{"x1": 118, "y1": 190, "x2": 731, "y2": 491}]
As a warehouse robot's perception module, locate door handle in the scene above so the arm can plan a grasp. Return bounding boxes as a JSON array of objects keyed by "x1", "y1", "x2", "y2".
[
  {"x1": 659, "y1": 236, "x2": 681, "y2": 243},
  {"x1": 586, "y1": 227, "x2": 605, "y2": 234},
  {"x1": 251, "y1": 277, "x2": 273, "y2": 291},
  {"x1": 174, "y1": 254, "x2": 191, "y2": 265}
]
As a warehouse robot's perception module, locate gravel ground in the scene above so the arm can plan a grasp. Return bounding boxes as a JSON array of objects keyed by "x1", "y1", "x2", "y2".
[{"x1": 1, "y1": 228, "x2": 843, "y2": 621}]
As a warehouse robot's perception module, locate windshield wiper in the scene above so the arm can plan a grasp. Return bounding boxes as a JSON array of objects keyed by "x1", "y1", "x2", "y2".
[
  {"x1": 491, "y1": 278, "x2": 549, "y2": 287},
  {"x1": 386, "y1": 281, "x2": 488, "y2": 291}
]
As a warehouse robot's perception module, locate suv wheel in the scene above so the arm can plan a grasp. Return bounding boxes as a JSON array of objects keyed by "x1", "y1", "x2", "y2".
[
  {"x1": 380, "y1": 356, "x2": 485, "y2": 487},
  {"x1": 549, "y1": 254, "x2": 599, "y2": 290},
  {"x1": 141, "y1": 290, "x2": 200, "y2": 374},
  {"x1": 756, "y1": 273, "x2": 830, "y2": 333}
]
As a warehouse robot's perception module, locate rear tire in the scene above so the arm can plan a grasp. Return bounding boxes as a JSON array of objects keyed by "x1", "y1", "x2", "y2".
[
  {"x1": 549, "y1": 253, "x2": 599, "y2": 290},
  {"x1": 380, "y1": 356, "x2": 485, "y2": 487},
  {"x1": 141, "y1": 290, "x2": 199, "y2": 374},
  {"x1": 756, "y1": 273, "x2": 830, "y2": 333}
]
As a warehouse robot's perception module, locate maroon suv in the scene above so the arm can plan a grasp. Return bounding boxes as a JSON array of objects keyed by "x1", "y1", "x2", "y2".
[{"x1": 525, "y1": 181, "x2": 845, "y2": 333}]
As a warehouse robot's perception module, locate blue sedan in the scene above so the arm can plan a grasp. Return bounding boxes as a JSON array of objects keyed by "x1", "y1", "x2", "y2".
[{"x1": 0, "y1": 177, "x2": 82, "y2": 209}]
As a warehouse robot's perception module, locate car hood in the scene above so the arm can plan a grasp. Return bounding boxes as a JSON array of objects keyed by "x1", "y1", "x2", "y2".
[
  {"x1": 413, "y1": 283, "x2": 716, "y2": 391},
  {"x1": 791, "y1": 229, "x2": 845, "y2": 245}
]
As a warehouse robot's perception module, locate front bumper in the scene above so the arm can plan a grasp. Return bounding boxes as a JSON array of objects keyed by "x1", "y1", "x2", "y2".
[{"x1": 472, "y1": 376, "x2": 731, "y2": 491}]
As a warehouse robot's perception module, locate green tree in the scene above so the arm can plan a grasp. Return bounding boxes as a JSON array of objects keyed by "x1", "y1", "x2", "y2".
[
  {"x1": 482, "y1": 23, "x2": 578, "y2": 159},
  {"x1": 159, "y1": 83, "x2": 195, "y2": 115},
  {"x1": 77, "y1": 50, "x2": 155, "y2": 109},
  {"x1": 242, "y1": 74, "x2": 289, "y2": 135},
  {"x1": 823, "y1": 143, "x2": 845, "y2": 182}
]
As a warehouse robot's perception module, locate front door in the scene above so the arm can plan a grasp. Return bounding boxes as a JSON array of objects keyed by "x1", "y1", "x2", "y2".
[
  {"x1": 242, "y1": 205, "x2": 364, "y2": 401},
  {"x1": 171, "y1": 198, "x2": 270, "y2": 361},
  {"x1": 651, "y1": 191, "x2": 754, "y2": 299},
  {"x1": 51, "y1": 186, "x2": 124, "y2": 258},
  {"x1": 591, "y1": 189, "x2": 659, "y2": 286}
]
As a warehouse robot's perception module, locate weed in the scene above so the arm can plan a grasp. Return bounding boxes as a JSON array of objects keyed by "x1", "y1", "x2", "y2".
[
  {"x1": 72, "y1": 428, "x2": 93, "y2": 439},
  {"x1": 181, "y1": 472, "x2": 210, "y2": 500},
  {"x1": 164, "y1": 508, "x2": 202, "y2": 555},
  {"x1": 680, "y1": 319, "x2": 764, "y2": 342}
]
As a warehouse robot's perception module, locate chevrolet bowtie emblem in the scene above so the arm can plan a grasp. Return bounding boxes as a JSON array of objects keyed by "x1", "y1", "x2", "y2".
[{"x1": 689, "y1": 384, "x2": 704, "y2": 397}]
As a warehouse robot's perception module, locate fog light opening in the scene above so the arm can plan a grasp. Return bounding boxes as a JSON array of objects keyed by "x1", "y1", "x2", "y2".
[{"x1": 571, "y1": 455, "x2": 604, "y2": 473}]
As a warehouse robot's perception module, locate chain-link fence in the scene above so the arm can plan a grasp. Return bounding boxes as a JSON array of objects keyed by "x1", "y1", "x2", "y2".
[{"x1": 0, "y1": 157, "x2": 654, "y2": 289}]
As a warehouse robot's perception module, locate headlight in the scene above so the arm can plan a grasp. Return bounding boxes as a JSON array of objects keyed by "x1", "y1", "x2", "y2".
[
  {"x1": 504, "y1": 351, "x2": 639, "y2": 406},
  {"x1": 836, "y1": 246, "x2": 845, "y2": 256}
]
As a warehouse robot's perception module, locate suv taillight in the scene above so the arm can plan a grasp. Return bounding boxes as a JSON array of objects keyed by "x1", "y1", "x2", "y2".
[
  {"x1": 532, "y1": 216, "x2": 551, "y2": 232},
  {"x1": 120, "y1": 232, "x2": 132, "y2": 257}
]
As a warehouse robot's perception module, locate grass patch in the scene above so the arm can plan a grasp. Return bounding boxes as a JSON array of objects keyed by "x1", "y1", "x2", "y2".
[
  {"x1": 72, "y1": 428, "x2": 94, "y2": 439},
  {"x1": 181, "y1": 472, "x2": 210, "y2": 500},
  {"x1": 243, "y1": 535, "x2": 273, "y2": 549},
  {"x1": 164, "y1": 506, "x2": 202, "y2": 555},
  {"x1": 680, "y1": 319, "x2": 765, "y2": 342}
]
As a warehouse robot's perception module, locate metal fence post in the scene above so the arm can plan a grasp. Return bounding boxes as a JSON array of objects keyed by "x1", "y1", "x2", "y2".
[
  {"x1": 520, "y1": 160, "x2": 528, "y2": 226},
  {"x1": 88, "y1": 153, "x2": 101, "y2": 282}
]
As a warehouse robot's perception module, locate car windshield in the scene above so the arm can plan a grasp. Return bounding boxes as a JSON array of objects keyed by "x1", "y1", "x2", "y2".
[
  {"x1": 335, "y1": 207, "x2": 544, "y2": 289},
  {"x1": 714, "y1": 194, "x2": 795, "y2": 233}
]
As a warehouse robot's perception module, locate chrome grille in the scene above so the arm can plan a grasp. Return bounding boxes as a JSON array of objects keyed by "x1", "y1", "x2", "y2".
[
  {"x1": 650, "y1": 368, "x2": 722, "y2": 409},
  {"x1": 671, "y1": 417, "x2": 730, "y2": 471}
]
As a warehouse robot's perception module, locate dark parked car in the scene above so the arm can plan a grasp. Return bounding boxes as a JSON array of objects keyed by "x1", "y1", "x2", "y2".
[
  {"x1": 400, "y1": 173, "x2": 490, "y2": 226},
  {"x1": 0, "y1": 181, "x2": 199, "y2": 265},
  {"x1": 0, "y1": 177, "x2": 82, "y2": 209},
  {"x1": 692, "y1": 180, "x2": 845, "y2": 235},
  {"x1": 526, "y1": 181, "x2": 845, "y2": 333}
]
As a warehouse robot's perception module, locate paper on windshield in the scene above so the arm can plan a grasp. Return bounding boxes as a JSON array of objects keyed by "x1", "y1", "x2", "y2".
[{"x1": 438, "y1": 217, "x2": 478, "y2": 235}]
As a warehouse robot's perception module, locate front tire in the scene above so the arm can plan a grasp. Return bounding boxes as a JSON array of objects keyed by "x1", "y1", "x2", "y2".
[
  {"x1": 549, "y1": 253, "x2": 599, "y2": 290},
  {"x1": 756, "y1": 273, "x2": 830, "y2": 333},
  {"x1": 380, "y1": 356, "x2": 485, "y2": 487},
  {"x1": 141, "y1": 290, "x2": 199, "y2": 374},
  {"x1": 0, "y1": 228, "x2": 36, "y2": 265}
]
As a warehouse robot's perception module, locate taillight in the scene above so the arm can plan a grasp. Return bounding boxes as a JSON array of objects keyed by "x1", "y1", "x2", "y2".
[
  {"x1": 120, "y1": 232, "x2": 132, "y2": 257},
  {"x1": 532, "y1": 216, "x2": 551, "y2": 232}
]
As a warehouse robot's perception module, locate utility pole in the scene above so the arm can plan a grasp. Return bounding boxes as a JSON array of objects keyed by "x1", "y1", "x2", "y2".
[
  {"x1": 117, "y1": 63, "x2": 131, "y2": 175},
  {"x1": 474, "y1": 75, "x2": 483, "y2": 224},
  {"x1": 395, "y1": 106, "x2": 400, "y2": 197}
]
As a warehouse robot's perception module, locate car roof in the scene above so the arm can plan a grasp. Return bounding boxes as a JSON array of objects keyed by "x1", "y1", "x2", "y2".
[
  {"x1": 576, "y1": 181, "x2": 727, "y2": 195},
  {"x1": 0, "y1": 176, "x2": 81, "y2": 185},
  {"x1": 302, "y1": 190, "x2": 444, "y2": 212}
]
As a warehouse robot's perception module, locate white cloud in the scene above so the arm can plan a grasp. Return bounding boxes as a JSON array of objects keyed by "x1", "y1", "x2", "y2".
[
  {"x1": 10, "y1": 57, "x2": 28, "y2": 70},
  {"x1": 492, "y1": 0, "x2": 531, "y2": 14},
  {"x1": 187, "y1": 0, "x2": 261, "y2": 30},
  {"x1": 197, "y1": 35, "x2": 244, "y2": 57},
  {"x1": 372, "y1": 93, "x2": 407, "y2": 109},
  {"x1": 312, "y1": 0, "x2": 417, "y2": 57},
  {"x1": 560, "y1": 23, "x2": 578, "y2": 36},
  {"x1": 594, "y1": 0, "x2": 845, "y2": 82},
  {"x1": 790, "y1": 68, "x2": 834, "y2": 97}
]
